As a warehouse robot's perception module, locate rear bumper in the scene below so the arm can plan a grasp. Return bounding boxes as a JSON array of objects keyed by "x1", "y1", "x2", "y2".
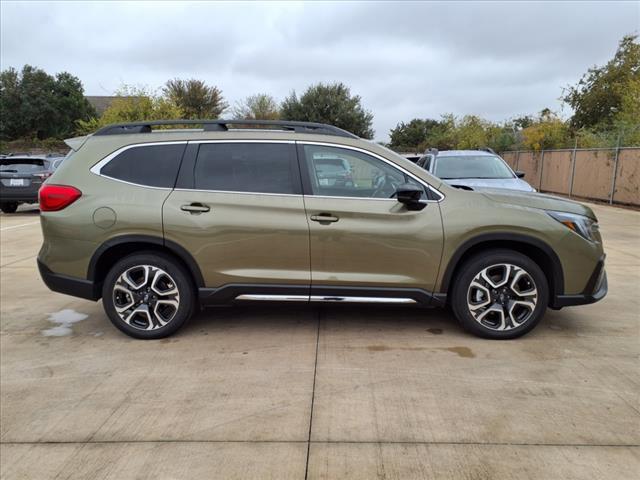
[
  {"x1": 0, "y1": 187, "x2": 39, "y2": 203},
  {"x1": 551, "y1": 256, "x2": 607, "y2": 308},
  {"x1": 38, "y1": 259, "x2": 100, "y2": 301}
]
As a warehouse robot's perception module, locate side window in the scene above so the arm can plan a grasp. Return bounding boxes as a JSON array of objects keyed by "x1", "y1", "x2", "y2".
[
  {"x1": 302, "y1": 144, "x2": 427, "y2": 199},
  {"x1": 101, "y1": 143, "x2": 186, "y2": 188},
  {"x1": 193, "y1": 143, "x2": 298, "y2": 194}
]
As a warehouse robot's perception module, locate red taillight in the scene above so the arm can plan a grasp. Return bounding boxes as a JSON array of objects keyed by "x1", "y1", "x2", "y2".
[{"x1": 39, "y1": 184, "x2": 82, "y2": 212}]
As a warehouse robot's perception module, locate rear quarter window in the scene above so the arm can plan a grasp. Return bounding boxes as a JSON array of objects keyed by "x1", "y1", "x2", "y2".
[{"x1": 100, "y1": 143, "x2": 186, "y2": 188}]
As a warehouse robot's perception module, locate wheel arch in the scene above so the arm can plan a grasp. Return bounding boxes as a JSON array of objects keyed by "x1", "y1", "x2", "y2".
[
  {"x1": 88, "y1": 235, "x2": 205, "y2": 292},
  {"x1": 440, "y1": 233, "x2": 564, "y2": 304}
]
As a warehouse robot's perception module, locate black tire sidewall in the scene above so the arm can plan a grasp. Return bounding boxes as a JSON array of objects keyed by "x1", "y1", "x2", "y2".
[
  {"x1": 102, "y1": 252, "x2": 195, "y2": 339},
  {"x1": 1, "y1": 202, "x2": 19, "y2": 213},
  {"x1": 451, "y1": 249, "x2": 549, "y2": 339}
]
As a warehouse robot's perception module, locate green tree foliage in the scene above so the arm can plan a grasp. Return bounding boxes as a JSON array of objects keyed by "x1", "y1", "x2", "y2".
[
  {"x1": 232, "y1": 94, "x2": 280, "y2": 120},
  {"x1": 521, "y1": 110, "x2": 571, "y2": 151},
  {"x1": 388, "y1": 118, "x2": 440, "y2": 151},
  {"x1": 281, "y1": 82, "x2": 374, "y2": 139},
  {"x1": 0, "y1": 65, "x2": 95, "y2": 140},
  {"x1": 563, "y1": 34, "x2": 640, "y2": 130},
  {"x1": 76, "y1": 85, "x2": 183, "y2": 135},
  {"x1": 163, "y1": 78, "x2": 228, "y2": 119}
]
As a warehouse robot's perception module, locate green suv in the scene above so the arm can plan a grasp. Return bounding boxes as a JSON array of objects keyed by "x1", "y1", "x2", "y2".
[{"x1": 37, "y1": 120, "x2": 607, "y2": 340}]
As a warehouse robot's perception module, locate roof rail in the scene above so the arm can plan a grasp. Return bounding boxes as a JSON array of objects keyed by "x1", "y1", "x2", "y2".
[
  {"x1": 93, "y1": 119, "x2": 359, "y2": 139},
  {"x1": 481, "y1": 147, "x2": 496, "y2": 154}
]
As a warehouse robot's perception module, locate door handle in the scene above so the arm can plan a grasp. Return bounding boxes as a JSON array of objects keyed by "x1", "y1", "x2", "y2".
[
  {"x1": 181, "y1": 203, "x2": 210, "y2": 214},
  {"x1": 310, "y1": 213, "x2": 339, "y2": 223}
]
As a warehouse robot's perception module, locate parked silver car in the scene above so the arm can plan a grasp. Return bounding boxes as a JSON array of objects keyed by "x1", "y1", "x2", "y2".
[{"x1": 416, "y1": 149, "x2": 535, "y2": 192}]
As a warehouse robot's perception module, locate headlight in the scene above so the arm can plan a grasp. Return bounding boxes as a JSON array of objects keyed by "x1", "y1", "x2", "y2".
[{"x1": 547, "y1": 210, "x2": 599, "y2": 242}]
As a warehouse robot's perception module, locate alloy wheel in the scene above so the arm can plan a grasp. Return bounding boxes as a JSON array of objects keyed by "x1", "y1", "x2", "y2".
[
  {"x1": 112, "y1": 265, "x2": 180, "y2": 331},
  {"x1": 467, "y1": 263, "x2": 538, "y2": 331}
]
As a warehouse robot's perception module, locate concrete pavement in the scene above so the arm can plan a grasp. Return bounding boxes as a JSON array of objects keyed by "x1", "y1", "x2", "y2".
[{"x1": 1, "y1": 203, "x2": 638, "y2": 479}]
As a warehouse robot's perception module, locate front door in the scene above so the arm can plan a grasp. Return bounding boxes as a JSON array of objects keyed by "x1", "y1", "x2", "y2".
[
  {"x1": 163, "y1": 141, "x2": 310, "y2": 298},
  {"x1": 298, "y1": 142, "x2": 444, "y2": 301}
]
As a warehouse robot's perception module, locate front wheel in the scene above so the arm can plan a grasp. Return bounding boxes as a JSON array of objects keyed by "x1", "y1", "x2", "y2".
[
  {"x1": 102, "y1": 252, "x2": 196, "y2": 339},
  {"x1": 1, "y1": 202, "x2": 19, "y2": 213},
  {"x1": 451, "y1": 250, "x2": 549, "y2": 339}
]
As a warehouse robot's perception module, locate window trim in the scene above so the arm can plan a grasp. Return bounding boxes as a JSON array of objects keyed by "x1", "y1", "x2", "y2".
[
  {"x1": 297, "y1": 141, "x2": 444, "y2": 202},
  {"x1": 90, "y1": 141, "x2": 188, "y2": 190}
]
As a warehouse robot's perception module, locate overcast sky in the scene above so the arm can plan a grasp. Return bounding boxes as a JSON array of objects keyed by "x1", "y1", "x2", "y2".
[{"x1": 1, "y1": 1, "x2": 638, "y2": 141}]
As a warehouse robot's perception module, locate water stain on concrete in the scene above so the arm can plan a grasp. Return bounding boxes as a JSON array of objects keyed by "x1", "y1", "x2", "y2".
[
  {"x1": 438, "y1": 346, "x2": 475, "y2": 358},
  {"x1": 427, "y1": 328, "x2": 443, "y2": 335},
  {"x1": 41, "y1": 309, "x2": 88, "y2": 337}
]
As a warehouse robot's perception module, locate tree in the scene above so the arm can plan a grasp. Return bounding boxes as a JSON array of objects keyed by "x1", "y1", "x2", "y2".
[
  {"x1": 521, "y1": 110, "x2": 571, "y2": 151},
  {"x1": 163, "y1": 78, "x2": 227, "y2": 119},
  {"x1": 76, "y1": 85, "x2": 183, "y2": 135},
  {"x1": 0, "y1": 65, "x2": 95, "y2": 140},
  {"x1": 563, "y1": 34, "x2": 640, "y2": 130},
  {"x1": 280, "y1": 82, "x2": 374, "y2": 139},
  {"x1": 232, "y1": 94, "x2": 279, "y2": 120},
  {"x1": 388, "y1": 118, "x2": 440, "y2": 151}
]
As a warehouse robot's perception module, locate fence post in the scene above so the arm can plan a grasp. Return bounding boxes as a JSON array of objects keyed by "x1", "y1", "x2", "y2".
[
  {"x1": 515, "y1": 150, "x2": 520, "y2": 171},
  {"x1": 538, "y1": 150, "x2": 545, "y2": 191},
  {"x1": 609, "y1": 134, "x2": 621, "y2": 205},
  {"x1": 569, "y1": 138, "x2": 577, "y2": 197}
]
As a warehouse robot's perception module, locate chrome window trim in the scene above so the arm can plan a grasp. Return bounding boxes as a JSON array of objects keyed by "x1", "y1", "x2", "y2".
[
  {"x1": 298, "y1": 141, "x2": 445, "y2": 202},
  {"x1": 89, "y1": 141, "x2": 188, "y2": 190},
  {"x1": 173, "y1": 188, "x2": 302, "y2": 198}
]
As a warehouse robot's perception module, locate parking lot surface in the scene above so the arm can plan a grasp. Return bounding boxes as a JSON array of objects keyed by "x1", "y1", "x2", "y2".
[{"x1": 1, "y1": 203, "x2": 639, "y2": 479}]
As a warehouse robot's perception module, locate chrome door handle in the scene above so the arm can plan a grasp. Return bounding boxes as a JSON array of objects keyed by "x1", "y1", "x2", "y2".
[
  {"x1": 310, "y1": 213, "x2": 339, "y2": 223},
  {"x1": 181, "y1": 203, "x2": 210, "y2": 213}
]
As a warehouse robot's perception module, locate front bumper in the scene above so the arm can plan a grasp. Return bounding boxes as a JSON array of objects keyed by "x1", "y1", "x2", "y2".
[
  {"x1": 38, "y1": 259, "x2": 100, "y2": 301},
  {"x1": 551, "y1": 256, "x2": 608, "y2": 308}
]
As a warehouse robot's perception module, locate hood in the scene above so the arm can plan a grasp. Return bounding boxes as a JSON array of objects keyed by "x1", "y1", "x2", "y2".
[
  {"x1": 480, "y1": 189, "x2": 596, "y2": 219},
  {"x1": 444, "y1": 177, "x2": 534, "y2": 192}
]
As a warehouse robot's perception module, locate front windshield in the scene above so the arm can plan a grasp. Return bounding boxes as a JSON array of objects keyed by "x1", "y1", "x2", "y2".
[{"x1": 434, "y1": 155, "x2": 514, "y2": 179}]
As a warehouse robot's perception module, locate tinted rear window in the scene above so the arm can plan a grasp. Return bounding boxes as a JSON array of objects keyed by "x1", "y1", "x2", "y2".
[
  {"x1": 0, "y1": 159, "x2": 46, "y2": 173},
  {"x1": 101, "y1": 144, "x2": 186, "y2": 187},
  {"x1": 194, "y1": 143, "x2": 298, "y2": 194}
]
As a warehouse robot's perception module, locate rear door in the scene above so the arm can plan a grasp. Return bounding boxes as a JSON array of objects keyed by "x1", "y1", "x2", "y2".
[
  {"x1": 163, "y1": 141, "x2": 311, "y2": 296},
  {"x1": 298, "y1": 142, "x2": 444, "y2": 301}
]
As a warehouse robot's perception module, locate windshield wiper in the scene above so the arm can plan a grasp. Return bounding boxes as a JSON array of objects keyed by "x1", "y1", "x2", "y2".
[{"x1": 0, "y1": 169, "x2": 18, "y2": 173}]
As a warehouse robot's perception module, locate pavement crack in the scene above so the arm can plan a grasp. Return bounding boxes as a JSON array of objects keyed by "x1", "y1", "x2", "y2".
[{"x1": 304, "y1": 307, "x2": 322, "y2": 480}]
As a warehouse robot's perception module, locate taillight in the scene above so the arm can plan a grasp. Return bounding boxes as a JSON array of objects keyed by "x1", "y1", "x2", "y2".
[
  {"x1": 39, "y1": 184, "x2": 82, "y2": 212},
  {"x1": 33, "y1": 172, "x2": 52, "y2": 180}
]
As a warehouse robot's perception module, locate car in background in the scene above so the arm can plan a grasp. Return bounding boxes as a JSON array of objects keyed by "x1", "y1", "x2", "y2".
[
  {"x1": 312, "y1": 157, "x2": 354, "y2": 187},
  {"x1": 417, "y1": 149, "x2": 535, "y2": 192},
  {"x1": 0, "y1": 154, "x2": 65, "y2": 213}
]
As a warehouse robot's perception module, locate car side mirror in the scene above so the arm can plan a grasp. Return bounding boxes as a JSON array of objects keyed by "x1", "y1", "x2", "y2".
[
  {"x1": 515, "y1": 171, "x2": 526, "y2": 178},
  {"x1": 394, "y1": 184, "x2": 426, "y2": 211}
]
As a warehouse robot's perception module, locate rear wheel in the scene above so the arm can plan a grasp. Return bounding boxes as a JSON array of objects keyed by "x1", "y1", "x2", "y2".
[
  {"x1": 1, "y1": 202, "x2": 19, "y2": 213},
  {"x1": 102, "y1": 252, "x2": 195, "y2": 339},
  {"x1": 451, "y1": 249, "x2": 549, "y2": 339}
]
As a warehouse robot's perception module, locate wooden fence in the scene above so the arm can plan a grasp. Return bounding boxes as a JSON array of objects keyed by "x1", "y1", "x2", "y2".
[{"x1": 500, "y1": 147, "x2": 640, "y2": 206}]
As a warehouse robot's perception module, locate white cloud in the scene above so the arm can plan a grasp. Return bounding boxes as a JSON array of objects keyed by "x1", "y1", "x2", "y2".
[{"x1": 1, "y1": 0, "x2": 638, "y2": 141}]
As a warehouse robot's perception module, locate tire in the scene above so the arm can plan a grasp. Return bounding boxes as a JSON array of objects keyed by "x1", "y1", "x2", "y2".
[
  {"x1": 1, "y1": 202, "x2": 19, "y2": 214},
  {"x1": 102, "y1": 252, "x2": 196, "y2": 339},
  {"x1": 451, "y1": 249, "x2": 549, "y2": 339}
]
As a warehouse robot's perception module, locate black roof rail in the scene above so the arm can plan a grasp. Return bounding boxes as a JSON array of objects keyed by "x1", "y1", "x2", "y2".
[
  {"x1": 93, "y1": 119, "x2": 359, "y2": 139},
  {"x1": 481, "y1": 147, "x2": 496, "y2": 154}
]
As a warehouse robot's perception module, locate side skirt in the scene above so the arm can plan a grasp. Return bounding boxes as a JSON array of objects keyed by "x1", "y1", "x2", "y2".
[{"x1": 198, "y1": 284, "x2": 445, "y2": 308}]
